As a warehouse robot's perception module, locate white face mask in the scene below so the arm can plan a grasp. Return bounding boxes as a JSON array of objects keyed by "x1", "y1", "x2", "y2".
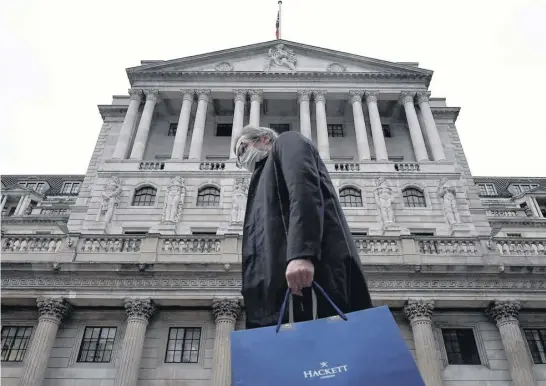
[{"x1": 240, "y1": 146, "x2": 268, "y2": 173}]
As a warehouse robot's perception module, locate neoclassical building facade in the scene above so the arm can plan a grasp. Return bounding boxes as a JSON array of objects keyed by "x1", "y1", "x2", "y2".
[{"x1": 1, "y1": 40, "x2": 545, "y2": 386}]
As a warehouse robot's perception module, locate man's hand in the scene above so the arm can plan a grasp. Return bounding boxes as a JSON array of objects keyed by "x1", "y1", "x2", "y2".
[{"x1": 286, "y1": 259, "x2": 314, "y2": 296}]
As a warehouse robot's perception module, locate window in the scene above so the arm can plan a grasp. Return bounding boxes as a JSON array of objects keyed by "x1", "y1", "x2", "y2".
[
  {"x1": 327, "y1": 124, "x2": 344, "y2": 137},
  {"x1": 197, "y1": 187, "x2": 220, "y2": 207},
  {"x1": 216, "y1": 124, "x2": 233, "y2": 137},
  {"x1": 524, "y1": 328, "x2": 546, "y2": 364},
  {"x1": 168, "y1": 123, "x2": 177, "y2": 136},
  {"x1": 61, "y1": 182, "x2": 81, "y2": 194},
  {"x1": 165, "y1": 327, "x2": 201, "y2": 363},
  {"x1": 506, "y1": 233, "x2": 522, "y2": 238},
  {"x1": 537, "y1": 198, "x2": 546, "y2": 217},
  {"x1": 478, "y1": 183, "x2": 496, "y2": 196},
  {"x1": 1, "y1": 326, "x2": 33, "y2": 362},
  {"x1": 512, "y1": 184, "x2": 538, "y2": 195},
  {"x1": 123, "y1": 231, "x2": 148, "y2": 235},
  {"x1": 270, "y1": 124, "x2": 290, "y2": 134},
  {"x1": 382, "y1": 124, "x2": 392, "y2": 138},
  {"x1": 441, "y1": 328, "x2": 481, "y2": 365},
  {"x1": 132, "y1": 186, "x2": 157, "y2": 206},
  {"x1": 403, "y1": 188, "x2": 426, "y2": 208},
  {"x1": 77, "y1": 327, "x2": 117, "y2": 363},
  {"x1": 351, "y1": 232, "x2": 368, "y2": 237},
  {"x1": 19, "y1": 182, "x2": 45, "y2": 193},
  {"x1": 339, "y1": 187, "x2": 363, "y2": 207},
  {"x1": 411, "y1": 232, "x2": 435, "y2": 237}
]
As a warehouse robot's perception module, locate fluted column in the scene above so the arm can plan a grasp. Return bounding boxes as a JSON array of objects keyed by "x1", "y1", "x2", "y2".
[
  {"x1": 297, "y1": 90, "x2": 312, "y2": 140},
  {"x1": 129, "y1": 89, "x2": 160, "y2": 160},
  {"x1": 188, "y1": 89, "x2": 211, "y2": 160},
  {"x1": 364, "y1": 91, "x2": 388, "y2": 161},
  {"x1": 112, "y1": 89, "x2": 143, "y2": 159},
  {"x1": 416, "y1": 92, "x2": 446, "y2": 161},
  {"x1": 211, "y1": 299, "x2": 241, "y2": 386},
  {"x1": 404, "y1": 300, "x2": 443, "y2": 386},
  {"x1": 171, "y1": 89, "x2": 195, "y2": 160},
  {"x1": 248, "y1": 90, "x2": 263, "y2": 127},
  {"x1": 313, "y1": 90, "x2": 330, "y2": 160},
  {"x1": 349, "y1": 90, "x2": 371, "y2": 161},
  {"x1": 400, "y1": 92, "x2": 429, "y2": 162},
  {"x1": 18, "y1": 298, "x2": 70, "y2": 386},
  {"x1": 487, "y1": 301, "x2": 538, "y2": 386},
  {"x1": 230, "y1": 90, "x2": 247, "y2": 159},
  {"x1": 114, "y1": 299, "x2": 155, "y2": 386}
]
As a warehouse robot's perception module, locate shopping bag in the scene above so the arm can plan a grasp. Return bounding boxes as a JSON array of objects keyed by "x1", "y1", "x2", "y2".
[{"x1": 231, "y1": 282, "x2": 425, "y2": 386}]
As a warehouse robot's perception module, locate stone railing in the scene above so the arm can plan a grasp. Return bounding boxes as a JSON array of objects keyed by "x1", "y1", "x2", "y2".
[
  {"x1": 334, "y1": 163, "x2": 360, "y2": 172},
  {"x1": 79, "y1": 236, "x2": 143, "y2": 253},
  {"x1": 199, "y1": 162, "x2": 226, "y2": 171},
  {"x1": 39, "y1": 208, "x2": 71, "y2": 216},
  {"x1": 354, "y1": 237, "x2": 400, "y2": 254},
  {"x1": 416, "y1": 238, "x2": 480, "y2": 255},
  {"x1": 1, "y1": 235, "x2": 64, "y2": 252},
  {"x1": 395, "y1": 162, "x2": 420, "y2": 172},
  {"x1": 139, "y1": 161, "x2": 165, "y2": 171},
  {"x1": 161, "y1": 236, "x2": 222, "y2": 253},
  {"x1": 496, "y1": 239, "x2": 546, "y2": 256}
]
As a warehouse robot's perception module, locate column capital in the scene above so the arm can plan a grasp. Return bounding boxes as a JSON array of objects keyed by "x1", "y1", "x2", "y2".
[
  {"x1": 416, "y1": 91, "x2": 431, "y2": 104},
  {"x1": 233, "y1": 89, "x2": 247, "y2": 103},
  {"x1": 196, "y1": 89, "x2": 211, "y2": 102},
  {"x1": 297, "y1": 89, "x2": 311, "y2": 103},
  {"x1": 180, "y1": 89, "x2": 195, "y2": 101},
  {"x1": 37, "y1": 297, "x2": 70, "y2": 323},
  {"x1": 404, "y1": 299, "x2": 434, "y2": 323},
  {"x1": 124, "y1": 298, "x2": 156, "y2": 322},
  {"x1": 349, "y1": 90, "x2": 364, "y2": 103},
  {"x1": 313, "y1": 90, "x2": 327, "y2": 103},
  {"x1": 399, "y1": 91, "x2": 416, "y2": 104},
  {"x1": 128, "y1": 89, "x2": 143, "y2": 102},
  {"x1": 212, "y1": 298, "x2": 241, "y2": 322},
  {"x1": 143, "y1": 89, "x2": 160, "y2": 103},
  {"x1": 486, "y1": 300, "x2": 521, "y2": 325},
  {"x1": 364, "y1": 90, "x2": 379, "y2": 103},
  {"x1": 249, "y1": 89, "x2": 263, "y2": 103}
]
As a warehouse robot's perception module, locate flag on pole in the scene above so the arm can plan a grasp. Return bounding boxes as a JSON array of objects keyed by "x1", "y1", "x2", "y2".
[{"x1": 275, "y1": 9, "x2": 280, "y2": 39}]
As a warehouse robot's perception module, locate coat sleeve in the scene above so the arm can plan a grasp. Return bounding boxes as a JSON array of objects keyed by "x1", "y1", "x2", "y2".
[{"x1": 272, "y1": 132, "x2": 324, "y2": 263}]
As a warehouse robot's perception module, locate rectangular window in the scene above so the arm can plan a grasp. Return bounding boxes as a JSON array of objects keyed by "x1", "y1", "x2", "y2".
[
  {"x1": 478, "y1": 183, "x2": 496, "y2": 196},
  {"x1": 165, "y1": 327, "x2": 201, "y2": 363},
  {"x1": 410, "y1": 232, "x2": 435, "y2": 237},
  {"x1": 506, "y1": 233, "x2": 522, "y2": 238},
  {"x1": 442, "y1": 328, "x2": 481, "y2": 365},
  {"x1": 216, "y1": 124, "x2": 233, "y2": 137},
  {"x1": 168, "y1": 123, "x2": 178, "y2": 136},
  {"x1": 327, "y1": 124, "x2": 344, "y2": 137},
  {"x1": 382, "y1": 124, "x2": 392, "y2": 138},
  {"x1": 61, "y1": 182, "x2": 81, "y2": 194},
  {"x1": 77, "y1": 327, "x2": 117, "y2": 363},
  {"x1": 1, "y1": 326, "x2": 33, "y2": 362},
  {"x1": 270, "y1": 124, "x2": 290, "y2": 134},
  {"x1": 524, "y1": 328, "x2": 546, "y2": 364}
]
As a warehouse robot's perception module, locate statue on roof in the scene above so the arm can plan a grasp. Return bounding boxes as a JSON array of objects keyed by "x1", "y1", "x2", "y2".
[{"x1": 264, "y1": 44, "x2": 297, "y2": 71}]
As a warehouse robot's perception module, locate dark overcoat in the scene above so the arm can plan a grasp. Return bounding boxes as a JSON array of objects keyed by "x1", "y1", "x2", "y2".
[{"x1": 241, "y1": 131, "x2": 373, "y2": 329}]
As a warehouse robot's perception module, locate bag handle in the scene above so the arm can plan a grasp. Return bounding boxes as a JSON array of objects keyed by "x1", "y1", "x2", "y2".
[{"x1": 276, "y1": 282, "x2": 348, "y2": 333}]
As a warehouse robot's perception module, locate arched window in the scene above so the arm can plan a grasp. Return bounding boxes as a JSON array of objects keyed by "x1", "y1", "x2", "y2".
[
  {"x1": 339, "y1": 187, "x2": 363, "y2": 207},
  {"x1": 403, "y1": 187, "x2": 426, "y2": 208},
  {"x1": 197, "y1": 186, "x2": 220, "y2": 207},
  {"x1": 132, "y1": 186, "x2": 156, "y2": 206}
]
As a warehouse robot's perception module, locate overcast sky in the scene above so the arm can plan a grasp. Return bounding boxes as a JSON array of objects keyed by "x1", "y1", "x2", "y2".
[{"x1": 0, "y1": 0, "x2": 544, "y2": 177}]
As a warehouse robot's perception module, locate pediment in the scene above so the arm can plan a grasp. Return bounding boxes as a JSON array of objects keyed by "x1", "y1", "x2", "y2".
[{"x1": 127, "y1": 40, "x2": 431, "y2": 76}]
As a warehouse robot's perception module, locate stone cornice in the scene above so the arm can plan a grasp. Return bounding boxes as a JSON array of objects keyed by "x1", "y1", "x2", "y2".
[
  {"x1": 431, "y1": 107, "x2": 460, "y2": 122},
  {"x1": 98, "y1": 105, "x2": 128, "y2": 120},
  {"x1": 487, "y1": 218, "x2": 546, "y2": 228},
  {"x1": 1, "y1": 216, "x2": 69, "y2": 224}
]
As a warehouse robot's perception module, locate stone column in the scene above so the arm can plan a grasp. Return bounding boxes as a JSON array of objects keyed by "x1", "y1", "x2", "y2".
[
  {"x1": 114, "y1": 299, "x2": 155, "y2": 386},
  {"x1": 297, "y1": 90, "x2": 312, "y2": 140},
  {"x1": 248, "y1": 90, "x2": 263, "y2": 127},
  {"x1": 404, "y1": 300, "x2": 443, "y2": 386},
  {"x1": 400, "y1": 92, "x2": 429, "y2": 162},
  {"x1": 211, "y1": 299, "x2": 241, "y2": 386},
  {"x1": 14, "y1": 195, "x2": 29, "y2": 216},
  {"x1": 230, "y1": 90, "x2": 247, "y2": 159},
  {"x1": 349, "y1": 90, "x2": 371, "y2": 161},
  {"x1": 18, "y1": 298, "x2": 70, "y2": 386},
  {"x1": 129, "y1": 89, "x2": 160, "y2": 160},
  {"x1": 112, "y1": 89, "x2": 143, "y2": 159},
  {"x1": 0, "y1": 194, "x2": 7, "y2": 211},
  {"x1": 364, "y1": 91, "x2": 388, "y2": 161},
  {"x1": 416, "y1": 92, "x2": 446, "y2": 161},
  {"x1": 487, "y1": 301, "x2": 538, "y2": 386},
  {"x1": 313, "y1": 90, "x2": 330, "y2": 160},
  {"x1": 188, "y1": 89, "x2": 211, "y2": 160},
  {"x1": 171, "y1": 89, "x2": 195, "y2": 160}
]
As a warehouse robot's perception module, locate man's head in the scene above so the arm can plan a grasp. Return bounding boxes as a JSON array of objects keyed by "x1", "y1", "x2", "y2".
[{"x1": 234, "y1": 125, "x2": 279, "y2": 172}]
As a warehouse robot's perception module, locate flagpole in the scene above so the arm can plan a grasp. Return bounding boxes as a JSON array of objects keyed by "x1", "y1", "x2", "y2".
[{"x1": 278, "y1": 0, "x2": 282, "y2": 39}]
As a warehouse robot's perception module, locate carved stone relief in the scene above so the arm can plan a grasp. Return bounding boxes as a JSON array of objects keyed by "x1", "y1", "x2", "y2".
[
  {"x1": 264, "y1": 44, "x2": 297, "y2": 71},
  {"x1": 230, "y1": 177, "x2": 249, "y2": 225},
  {"x1": 327, "y1": 62, "x2": 347, "y2": 73},
  {"x1": 437, "y1": 178, "x2": 461, "y2": 226},
  {"x1": 95, "y1": 177, "x2": 122, "y2": 223},
  {"x1": 373, "y1": 178, "x2": 397, "y2": 230},
  {"x1": 214, "y1": 62, "x2": 234, "y2": 71},
  {"x1": 162, "y1": 176, "x2": 186, "y2": 223}
]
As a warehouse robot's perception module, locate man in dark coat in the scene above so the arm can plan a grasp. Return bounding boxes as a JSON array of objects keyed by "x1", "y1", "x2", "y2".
[{"x1": 234, "y1": 125, "x2": 373, "y2": 329}]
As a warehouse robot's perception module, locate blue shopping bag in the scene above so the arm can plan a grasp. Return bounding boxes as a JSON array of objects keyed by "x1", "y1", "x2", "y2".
[{"x1": 231, "y1": 282, "x2": 425, "y2": 386}]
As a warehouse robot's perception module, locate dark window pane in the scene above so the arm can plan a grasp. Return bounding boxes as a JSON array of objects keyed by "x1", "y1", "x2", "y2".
[
  {"x1": 270, "y1": 124, "x2": 290, "y2": 134},
  {"x1": 524, "y1": 329, "x2": 546, "y2": 364},
  {"x1": 132, "y1": 187, "x2": 157, "y2": 206},
  {"x1": 216, "y1": 124, "x2": 233, "y2": 137},
  {"x1": 165, "y1": 327, "x2": 201, "y2": 364},
  {"x1": 403, "y1": 188, "x2": 426, "y2": 208},
  {"x1": 327, "y1": 124, "x2": 344, "y2": 137},
  {"x1": 442, "y1": 328, "x2": 481, "y2": 365},
  {"x1": 1, "y1": 326, "x2": 33, "y2": 362},
  {"x1": 339, "y1": 188, "x2": 363, "y2": 207},
  {"x1": 77, "y1": 327, "x2": 117, "y2": 363},
  {"x1": 197, "y1": 187, "x2": 220, "y2": 207},
  {"x1": 168, "y1": 123, "x2": 177, "y2": 136}
]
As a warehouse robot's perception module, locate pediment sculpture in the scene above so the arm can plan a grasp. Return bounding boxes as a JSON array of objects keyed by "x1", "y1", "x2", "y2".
[
  {"x1": 95, "y1": 176, "x2": 122, "y2": 223},
  {"x1": 327, "y1": 62, "x2": 347, "y2": 73},
  {"x1": 214, "y1": 62, "x2": 234, "y2": 71},
  {"x1": 231, "y1": 177, "x2": 250, "y2": 224},
  {"x1": 264, "y1": 44, "x2": 297, "y2": 71},
  {"x1": 162, "y1": 176, "x2": 186, "y2": 223}
]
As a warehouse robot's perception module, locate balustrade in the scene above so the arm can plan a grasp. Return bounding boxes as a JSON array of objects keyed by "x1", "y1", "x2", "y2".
[
  {"x1": 394, "y1": 162, "x2": 420, "y2": 172},
  {"x1": 416, "y1": 238, "x2": 480, "y2": 255},
  {"x1": 79, "y1": 236, "x2": 143, "y2": 253},
  {"x1": 39, "y1": 208, "x2": 71, "y2": 216},
  {"x1": 138, "y1": 161, "x2": 165, "y2": 170},
  {"x1": 496, "y1": 239, "x2": 546, "y2": 256},
  {"x1": 2, "y1": 235, "x2": 64, "y2": 252},
  {"x1": 333, "y1": 162, "x2": 360, "y2": 172},
  {"x1": 161, "y1": 236, "x2": 222, "y2": 253},
  {"x1": 354, "y1": 237, "x2": 400, "y2": 254},
  {"x1": 199, "y1": 162, "x2": 226, "y2": 171}
]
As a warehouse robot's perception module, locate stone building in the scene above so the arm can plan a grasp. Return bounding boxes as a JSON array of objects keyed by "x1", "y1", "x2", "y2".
[{"x1": 1, "y1": 39, "x2": 545, "y2": 386}]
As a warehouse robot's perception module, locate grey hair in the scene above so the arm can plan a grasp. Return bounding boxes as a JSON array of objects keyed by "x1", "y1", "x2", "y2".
[{"x1": 232, "y1": 125, "x2": 279, "y2": 155}]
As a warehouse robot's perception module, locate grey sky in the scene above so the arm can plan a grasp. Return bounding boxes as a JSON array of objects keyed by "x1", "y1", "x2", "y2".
[{"x1": 1, "y1": 0, "x2": 545, "y2": 176}]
